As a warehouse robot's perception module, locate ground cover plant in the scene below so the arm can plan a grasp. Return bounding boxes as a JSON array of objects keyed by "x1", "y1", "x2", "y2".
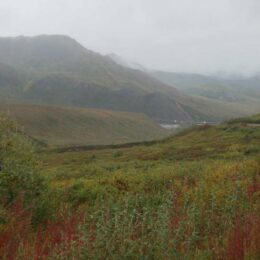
[{"x1": 0, "y1": 114, "x2": 259, "y2": 259}]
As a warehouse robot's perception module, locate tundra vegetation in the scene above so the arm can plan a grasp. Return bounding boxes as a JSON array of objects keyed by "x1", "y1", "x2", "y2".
[{"x1": 0, "y1": 114, "x2": 259, "y2": 259}]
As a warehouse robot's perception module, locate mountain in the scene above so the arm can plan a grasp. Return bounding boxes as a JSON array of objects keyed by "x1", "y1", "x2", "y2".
[
  {"x1": 152, "y1": 71, "x2": 260, "y2": 101},
  {"x1": 0, "y1": 35, "x2": 258, "y2": 123},
  {"x1": 102, "y1": 52, "x2": 260, "y2": 120},
  {"x1": 0, "y1": 62, "x2": 26, "y2": 101},
  {"x1": 0, "y1": 35, "x2": 193, "y2": 122},
  {"x1": 0, "y1": 35, "x2": 172, "y2": 93},
  {"x1": 0, "y1": 104, "x2": 169, "y2": 146},
  {"x1": 152, "y1": 71, "x2": 260, "y2": 116}
]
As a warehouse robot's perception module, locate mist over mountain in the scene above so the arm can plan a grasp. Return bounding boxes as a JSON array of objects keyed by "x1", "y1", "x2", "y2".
[
  {"x1": 1, "y1": 0, "x2": 260, "y2": 76},
  {"x1": 2, "y1": 35, "x2": 255, "y2": 123},
  {"x1": 107, "y1": 53, "x2": 147, "y2": 72},
  {"x1": 103, "y1": 52, "x2": 260, "y2": 116},
  {"x1": 152, "y1": 71, "x2": 260, "y2": 101}
]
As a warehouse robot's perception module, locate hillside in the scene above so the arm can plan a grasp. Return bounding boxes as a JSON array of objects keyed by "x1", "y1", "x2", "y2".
[
  {"x1": 0, "y1": 35, "x2": 257, "y2": 123},
  {"x1": 0, "y1": 62, "x2": 26, "y2": 101},
  {"x1": 41, "y1": 115, "x2": 259, "y2": 258},
  {"x1": 124, "y1": 114, "x2": 260, "y2": 161},
  {"x1": 0, "y1": 104, "x2": 168, "y2": 146},
  {"x1": 1, "y1": 112, "x2": 259, "y2": 259},
  {"x1": 104, "y1": 52, "x2": 260, "y2": 121},
  {"x1": 0, "y1": 35, "x2": 180, "y2": 94},
  {"x1": 152, "y1": 71, "x2": 260, "y2": 116},
  {"x1": 48, "y1": 113, "x2": 260, "y2": 160},
  {"x1": 228, "y1": 113, "x2": 260, "y2": 124}
]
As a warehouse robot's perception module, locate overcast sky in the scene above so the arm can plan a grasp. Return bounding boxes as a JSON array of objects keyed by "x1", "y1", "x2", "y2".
[{"x1": 0, "y1": 0, "x2": 260, "y2": 76}]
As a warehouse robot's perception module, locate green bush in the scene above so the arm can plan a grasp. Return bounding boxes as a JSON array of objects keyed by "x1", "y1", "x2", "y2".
[{"x1": 0, "y1": 115, "x2": 46, "y2": 205}]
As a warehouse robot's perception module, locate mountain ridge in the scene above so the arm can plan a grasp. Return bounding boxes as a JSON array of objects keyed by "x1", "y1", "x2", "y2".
[{"x1": 1, "y1": 35, "x2": 258, "y2": 123}]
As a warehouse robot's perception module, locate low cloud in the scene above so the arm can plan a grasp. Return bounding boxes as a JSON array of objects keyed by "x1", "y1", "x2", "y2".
[{"x1": 0, "y1": 0, "x2": 259, "y2": 76}]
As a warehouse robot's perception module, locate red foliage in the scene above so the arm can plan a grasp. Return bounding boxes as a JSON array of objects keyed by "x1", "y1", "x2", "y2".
[
  {"x1": 171, "y1": 211, "x2": 181, "y2": 226},
  {"x1": 0, "y1": 199, "x2": 85, "y2": 260},
  {"x1": 247, "y1": 177, "x2": 260, "y2": 199},
  {"x1": 0, "y1": 197, "x2": 32, "y2": 260},
  {"x1": 88, "y1": 224, "x2": 96, "y2": 243},
  {"x1": 170, "y1": 192, "x2": 182, "y2": 233},
  {"x1": 33, "y1": 214, "x2": 85, "y2": 259},
  {"x1": 226, "y1": 214, "x2": 260, "y2": 260},
  {"x1": 227, "y1": 218, "x2": 244, "y2": 260}
]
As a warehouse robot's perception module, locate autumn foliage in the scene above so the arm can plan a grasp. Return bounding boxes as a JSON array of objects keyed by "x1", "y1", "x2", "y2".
[{"x1": 0, "y1": 115, "x2": 259, "y2": 259}]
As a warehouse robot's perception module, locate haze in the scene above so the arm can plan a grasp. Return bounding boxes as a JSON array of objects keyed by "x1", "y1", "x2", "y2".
[{"x1": 0, "y1": 0, "x2": 260, "y2": 76}]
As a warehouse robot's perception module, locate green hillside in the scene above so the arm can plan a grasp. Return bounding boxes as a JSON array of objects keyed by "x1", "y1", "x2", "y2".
[
  {"x1": 0, "y1": 104, "x2": 169, "y2": 146},
  {"x1": 152, "y1": 71, "x2": 260, "y2": 118},
  {"x1": 228, "y1": 113, "x2": 260, "y2": 124}
]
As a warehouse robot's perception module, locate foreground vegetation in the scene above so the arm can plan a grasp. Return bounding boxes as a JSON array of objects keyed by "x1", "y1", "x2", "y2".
[{"x1": 0, "y1": 114, "x2": 259, "y2": 259}]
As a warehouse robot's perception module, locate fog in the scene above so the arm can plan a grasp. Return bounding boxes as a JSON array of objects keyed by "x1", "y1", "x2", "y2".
[{"x1": 0, "y1": 0, "x2": 260, "y2": 76}]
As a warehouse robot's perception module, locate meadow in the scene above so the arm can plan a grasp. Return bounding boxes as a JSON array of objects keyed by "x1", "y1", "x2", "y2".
[
  {"x1": 0, "y1": 114, "x2": 259, "y2": 259},
  {"x1": 0, "y1": 104, "x2": 169, "y2": 146}
]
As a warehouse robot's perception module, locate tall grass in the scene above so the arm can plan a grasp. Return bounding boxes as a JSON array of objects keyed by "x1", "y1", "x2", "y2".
[
  {"x1": 0, "y1": 115, "x2": 259, "y2": 259},
  {"x1": 0, "y1": 159, "x2": 259, "y2": 259}
]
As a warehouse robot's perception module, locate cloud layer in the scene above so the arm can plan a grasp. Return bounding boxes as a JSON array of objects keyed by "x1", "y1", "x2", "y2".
[{"x1": 0, "y1": 0, "x2": 260, "y2": 75}]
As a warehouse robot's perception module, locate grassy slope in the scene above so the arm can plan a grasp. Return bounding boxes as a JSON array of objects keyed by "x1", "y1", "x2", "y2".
[
  {"x1": 42, "y1": 114, "x2": 260, "y2": 167},
  {"x1": 228, "y1": 114, "x2": 260, "y2": 124},
  {"x1": 0, "y1": 104, "x2": 169, "y2": 146},
  {"x1": 41, "y1": 114, "x2": 260, "y2": 195},
  {"x1": 1, "y1": 114, "x2": 259, "y2": 258},
  {"x1": 38, "y1": 115, "x2": 259, "y2": 258},
  {"x1": 178, "y1": 91, "x2": 260, "y2": 122}
]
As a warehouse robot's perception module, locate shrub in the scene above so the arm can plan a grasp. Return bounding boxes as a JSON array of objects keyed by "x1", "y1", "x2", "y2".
[
  {"x1": 0, "y1": 115, "x2": 46, "y2": 207},
  {"x1": 0, "y1": 116, "x2": 50, "y2": 226}
]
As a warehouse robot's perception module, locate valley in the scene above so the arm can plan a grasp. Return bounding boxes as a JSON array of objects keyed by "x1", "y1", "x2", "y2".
[
  {"x1": 0, "y1": 34, "x2": 259, "y2": 260},
  {"x1": 1, "y1": 0, "x2": 260, "y2": 258}
]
